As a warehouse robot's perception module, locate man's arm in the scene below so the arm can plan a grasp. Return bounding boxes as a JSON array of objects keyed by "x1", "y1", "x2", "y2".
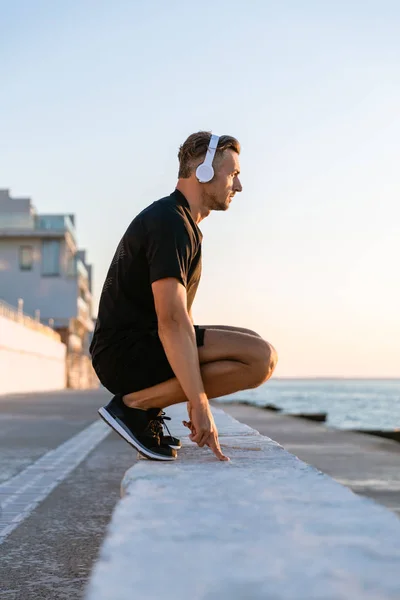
[
  {"x1": 152, "y1": 277, "x2": 227, "y2": 460},
  {"x1": 153, "y1": 278, "x2": 205, "y2": 408}
]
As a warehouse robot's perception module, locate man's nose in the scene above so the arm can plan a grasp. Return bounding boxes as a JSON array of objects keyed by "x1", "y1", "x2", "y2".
[{"x1": 234, "y1": 177, "x2": 243, "y2": 193}]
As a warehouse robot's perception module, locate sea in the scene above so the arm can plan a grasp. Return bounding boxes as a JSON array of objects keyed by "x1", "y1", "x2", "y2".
[{"x1": 215, "y1": 379, "x2": 400, "y2": 431}]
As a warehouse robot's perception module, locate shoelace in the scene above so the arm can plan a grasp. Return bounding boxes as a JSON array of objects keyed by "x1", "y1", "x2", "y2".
[{"x1": 151, "y1": 411, "x2": 173, "y2": 439}]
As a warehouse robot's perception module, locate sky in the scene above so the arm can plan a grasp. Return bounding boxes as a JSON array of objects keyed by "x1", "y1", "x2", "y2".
[{"x1": 1, "y1": 0, "x2": 399, "y2": 377}]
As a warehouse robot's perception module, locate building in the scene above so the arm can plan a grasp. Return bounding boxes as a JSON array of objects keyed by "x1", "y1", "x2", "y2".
[{"x1": 0, "y1": 188, "x2": 96, "y2": 388}]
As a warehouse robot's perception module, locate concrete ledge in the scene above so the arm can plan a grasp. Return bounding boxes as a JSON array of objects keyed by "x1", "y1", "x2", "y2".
[{"x1": 86, "y1": 405, "x2": 400, "y2": 600}]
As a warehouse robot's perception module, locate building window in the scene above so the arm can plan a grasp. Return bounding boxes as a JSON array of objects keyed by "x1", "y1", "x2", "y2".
[
  {"x1": 42, "y1": 240, "x2": 61, "y2": 276},
  {"x1": 19, "y1": 246, "x2": 33, "y2": 271}
]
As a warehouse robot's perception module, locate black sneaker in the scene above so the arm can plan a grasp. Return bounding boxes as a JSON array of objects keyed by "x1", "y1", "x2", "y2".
[
  {"x1": 98, "y1": 395, "x2": 177, "y2": 461},
  {"x1": 149, "y1": 410, "x2": 182, "y2": 450}
]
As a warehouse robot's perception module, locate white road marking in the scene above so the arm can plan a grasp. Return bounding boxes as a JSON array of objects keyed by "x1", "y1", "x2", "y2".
[{"x1": 0, "y1": 420, "x2": 110, "y2": 543}]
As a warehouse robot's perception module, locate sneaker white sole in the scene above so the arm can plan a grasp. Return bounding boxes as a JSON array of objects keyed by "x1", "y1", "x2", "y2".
[{"x1": 98, "y1": 407, "x2": 176, "y2": 461}]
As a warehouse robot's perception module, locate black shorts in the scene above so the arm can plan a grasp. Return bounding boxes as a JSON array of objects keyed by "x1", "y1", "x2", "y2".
[{"x1": 93, "y1": 325, "x2": 206, "y2": 396}]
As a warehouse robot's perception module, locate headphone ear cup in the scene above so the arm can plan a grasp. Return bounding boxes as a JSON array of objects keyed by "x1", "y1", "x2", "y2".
[{"x1": 196, "y1": 164, "x2": 214, "y2": 183}]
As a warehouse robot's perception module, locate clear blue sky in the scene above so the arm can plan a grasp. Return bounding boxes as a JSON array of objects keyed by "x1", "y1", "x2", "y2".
[{"x1": 1, "y1": 0, "x2": 399, "y2": 377}]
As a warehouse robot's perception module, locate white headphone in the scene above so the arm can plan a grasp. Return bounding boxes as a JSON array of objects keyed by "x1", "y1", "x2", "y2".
[{"x1": 196, "y1": 134, "x2": 220, "y2": 183}]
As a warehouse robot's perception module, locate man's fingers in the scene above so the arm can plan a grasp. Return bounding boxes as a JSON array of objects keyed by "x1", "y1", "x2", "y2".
[
  {"x1": 191, "y1": 433, "x2": 208, "y2": 446},
  {"x1": 208, "y1": 433, "x2": 230, "y2": 461},
  {"x1": 191, "y1": 429, "x2": 211, "y2": 447},
  {"x1": 197, "y1": 433, "x2": 210, "y2": 447},
  {"x1": 190, "y1": 430, "x2": 204, "y2": 444},
  {"x1": 190, "y1": 428, "x2": 230, "y2": 458}
]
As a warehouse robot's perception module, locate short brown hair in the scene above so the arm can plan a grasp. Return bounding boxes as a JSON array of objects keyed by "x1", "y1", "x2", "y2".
[{"x1": 178, "y1": 131, "x2": 240, "y2": 179}]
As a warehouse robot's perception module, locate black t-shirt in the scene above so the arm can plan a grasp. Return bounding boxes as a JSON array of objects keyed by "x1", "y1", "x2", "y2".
[{"x1": 89, "y1": 189, "x2": 202, "y2": 363}]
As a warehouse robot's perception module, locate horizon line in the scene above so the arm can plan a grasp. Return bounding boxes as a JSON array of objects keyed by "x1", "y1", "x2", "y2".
[{"x1": 272, "y1": 377, "x2": 400, "y2": 381}]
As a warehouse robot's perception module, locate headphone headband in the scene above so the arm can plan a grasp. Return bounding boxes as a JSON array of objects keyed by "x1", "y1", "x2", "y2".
[
  {"x1": 196, "y1": 134, "x2": 220, "y2": 183},
  {"x1": 202, "y1": 134, "x2": 219, "y2": 167}
]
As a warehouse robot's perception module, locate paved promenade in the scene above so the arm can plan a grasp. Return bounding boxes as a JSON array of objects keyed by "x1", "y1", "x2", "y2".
[
  {"x1": 218, "y1": 402, "x2": 400, "y2": 517},
  {"x1": 0, "y1": 388, "x2": 130, "y2": 599},
  {"x1": 1, "y1": 389, "x2": 399, "y2": 599}
]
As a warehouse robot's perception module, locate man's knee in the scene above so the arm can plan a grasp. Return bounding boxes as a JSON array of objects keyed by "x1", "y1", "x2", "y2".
[
  {"x1": 249, "y1": 340, "x2": 278, "y2": 388},
  {"x1": 239, "y1": 326, "x2": 262, "y2": 338}
]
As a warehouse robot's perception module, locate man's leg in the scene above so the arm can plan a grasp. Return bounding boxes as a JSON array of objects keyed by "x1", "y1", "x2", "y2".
[
  {"x1": 200, "y1": 324, "x2": 262, "y2": 338},
  {"x1": 123, "y1": 328, "x2": 277, "y2": 410}
]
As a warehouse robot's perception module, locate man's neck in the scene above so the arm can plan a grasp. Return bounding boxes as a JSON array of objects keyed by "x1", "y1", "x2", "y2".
[{"x1": 176, "y1": 180, "x2": 210, "y2": 224}]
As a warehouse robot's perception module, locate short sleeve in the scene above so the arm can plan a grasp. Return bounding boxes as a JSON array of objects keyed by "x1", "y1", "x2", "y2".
[{"x1": 142, "y1": 214, "x2": 191, "y2": 287}]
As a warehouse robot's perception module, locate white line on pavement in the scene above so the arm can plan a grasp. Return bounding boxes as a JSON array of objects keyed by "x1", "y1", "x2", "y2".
[{"x1": 0, "y1": 420, "x2": 110, "y2": 544}]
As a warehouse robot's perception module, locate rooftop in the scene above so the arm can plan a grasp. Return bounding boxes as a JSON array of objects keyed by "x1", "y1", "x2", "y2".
[{"x1": 0, "y1": 189, "x2": 77, "y2": 244}]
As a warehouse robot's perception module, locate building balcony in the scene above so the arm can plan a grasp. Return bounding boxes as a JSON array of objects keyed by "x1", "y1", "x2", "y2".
[
  {"x1": 77, "y1": 297, "x2": 94, "y2": 332},
  {"x1": 35, "y1": 214, "x2": 77, "y2": 244},
  {"x1": 0, "y1": 213, "x2": 77, "y2": 244},
  {"x1": 0, "y1": 213, "x2": 35, "y2": 230},
  {"x1": 66, "y1": 257, "x2": 89, "y2": 280}
]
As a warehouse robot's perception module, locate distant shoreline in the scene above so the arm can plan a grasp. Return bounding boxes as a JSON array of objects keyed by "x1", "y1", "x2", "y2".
[
  {"x1": 272, "y1": 377, "x2": 400, "y2": 381},
  {"x1": 220, "y1": 378, "x2": 400, "y2": 431}
]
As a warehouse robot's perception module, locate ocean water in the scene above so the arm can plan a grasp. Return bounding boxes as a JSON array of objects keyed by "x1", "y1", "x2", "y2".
[{"x1": 215, "y1": 379, "x2": 400, "y2": 430}]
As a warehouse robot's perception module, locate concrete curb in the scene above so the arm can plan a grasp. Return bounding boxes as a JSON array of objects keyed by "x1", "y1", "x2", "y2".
[{"x1": 86, "y1": 405, "x2": 400, "y2": 600}]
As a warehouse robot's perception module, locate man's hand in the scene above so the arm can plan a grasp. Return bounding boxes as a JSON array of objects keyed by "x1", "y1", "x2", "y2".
[{"x1": 183, "y1": 401, "x2": 229, "y2": 461}]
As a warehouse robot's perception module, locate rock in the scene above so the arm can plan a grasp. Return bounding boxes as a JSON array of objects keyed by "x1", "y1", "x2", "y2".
[
  {"x1": 262, "y1": 403, "x2": 282, "y2": 412},
  {"x1": 353, "y1": 429, "x2": 400, "y2": 443},
  {"x1": 288, "y1": 412, "x2": 327, "y2": 423}
]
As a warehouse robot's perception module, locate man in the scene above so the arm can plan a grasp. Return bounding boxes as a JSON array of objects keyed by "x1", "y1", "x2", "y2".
[{"x1": 90, "y1": 131, "x2": 277, "y2": 462}]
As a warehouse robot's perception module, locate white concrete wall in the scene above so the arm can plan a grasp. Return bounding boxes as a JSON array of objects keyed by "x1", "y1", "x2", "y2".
[
  {"x1": 86, "y1": 405, "x2": 400, "y2": 600},
  {"x1": 0, "y1": 315, "x2": 66, "y2": 395}
]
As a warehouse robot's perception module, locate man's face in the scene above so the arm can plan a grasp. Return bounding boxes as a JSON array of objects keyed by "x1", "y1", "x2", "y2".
[{"x1": 201, "y1": 149, "x2": 242, "y2": 211}]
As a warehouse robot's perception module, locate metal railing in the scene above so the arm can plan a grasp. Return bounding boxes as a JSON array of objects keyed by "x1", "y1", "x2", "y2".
[{"x1": 0, "y1": 299, "x2": 61, "y2": 342}]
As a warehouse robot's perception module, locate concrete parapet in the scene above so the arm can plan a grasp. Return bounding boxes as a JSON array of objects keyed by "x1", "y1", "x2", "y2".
[
  {"x1": 86, "y1": 405, "x2": 400, "y2": 600},
  {"x1": 0, "y1": 299, "x2": 60, "y2": 341},
  {"x1": 0, "y1": 310, "x2": 66, "y2": 395}
]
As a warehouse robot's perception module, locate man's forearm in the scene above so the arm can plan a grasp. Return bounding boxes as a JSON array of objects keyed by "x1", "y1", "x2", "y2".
[{"x1": 158, "y1": 316, "x2": 207, "y2": 406}]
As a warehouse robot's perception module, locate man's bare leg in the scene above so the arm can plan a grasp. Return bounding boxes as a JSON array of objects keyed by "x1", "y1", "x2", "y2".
[
  {"x1": 201, "y1": 325, "x2": 262, "y2": 338},
  {"x1": 123, "y1": 329, "x2": 277, "y2": 410}
]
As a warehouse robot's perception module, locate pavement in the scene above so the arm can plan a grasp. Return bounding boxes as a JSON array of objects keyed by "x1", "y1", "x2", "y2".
[
  {"x1": 0, "y1": 388, "x2": 135, "y2": 600},
  {"x1": 1, "y1": 389, "x2": 399, "y2": 599},
  {"x1": 218, "y1": 402, "x2": 400, "y2": 517}
]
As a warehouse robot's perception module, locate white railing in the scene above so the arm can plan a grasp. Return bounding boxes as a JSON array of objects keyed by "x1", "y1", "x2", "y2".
[{"x1": 0, "y1": 299, "x2": 61, "y2": 341}]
